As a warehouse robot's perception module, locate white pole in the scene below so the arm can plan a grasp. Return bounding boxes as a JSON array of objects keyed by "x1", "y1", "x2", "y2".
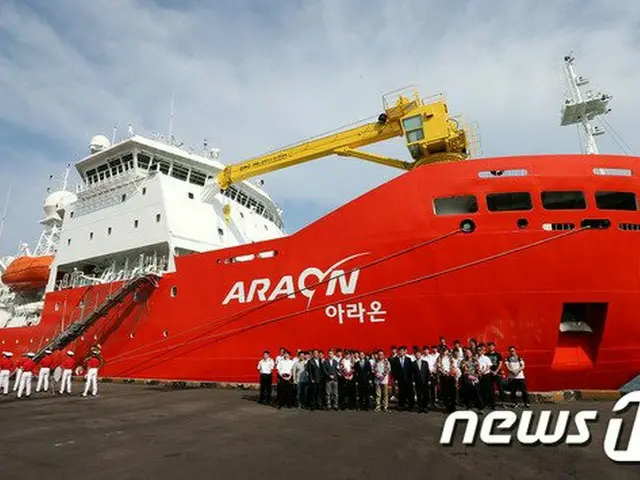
[
  {"x1": 0, "y1": 186, "x2": 12, "y2": 244},
  {"x1": 62, "y1": 164, "x2": 71, "y2": 191},
  {"x1": 169, "y1": 91, "x2": 175, "y2": 142},
  {"x1": 563, "y1": 57, "x2": 598, "y2": 154}
]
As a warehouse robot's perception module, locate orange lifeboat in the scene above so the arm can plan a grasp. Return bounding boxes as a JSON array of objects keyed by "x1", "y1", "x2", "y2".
[{"x1": 1, "y1": 256, "x2": 53, "y2": 291}]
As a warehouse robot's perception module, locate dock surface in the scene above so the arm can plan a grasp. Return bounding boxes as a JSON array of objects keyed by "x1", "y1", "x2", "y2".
[{"x1": 1, "y1": 384, "x2": 638, "y2": 480}]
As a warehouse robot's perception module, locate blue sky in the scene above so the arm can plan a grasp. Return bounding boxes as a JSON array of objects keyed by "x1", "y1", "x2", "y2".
[{"x1": 1, "y1": 0, "x2": 639, "y2": 253}]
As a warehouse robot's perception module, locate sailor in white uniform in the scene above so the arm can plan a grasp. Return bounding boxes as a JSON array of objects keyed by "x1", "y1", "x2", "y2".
[
  {"x1": 36, "y1": 349, "x2": 53, "y2": 392},
  {"x1": 17, "y1": 352, "x2": 36, "y2": 398},
  {"x1": 59, "y1": 351, "x2": 76, "y2": 395},
  {"x1": 0, "y1": 351, "x2": 14, "y2": 395},
  {"x1": 12, "y1": 353, "x2": 25, "y2": 392}
]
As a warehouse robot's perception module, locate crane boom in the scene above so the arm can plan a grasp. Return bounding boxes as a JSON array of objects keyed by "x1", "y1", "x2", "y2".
[{"x1": 216, "y1": 88, "x2": 469, "y2": 190}]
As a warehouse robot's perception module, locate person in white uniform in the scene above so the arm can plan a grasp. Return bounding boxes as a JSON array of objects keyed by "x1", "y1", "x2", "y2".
[
  {"x1": 17, "y1": 352, "x2": 36, "y2": 398},
  {"x1": 59, "y1": 351, "x2": 76, "y2": 395},
  {"x1": 36, "y1": 349, "x2": 53, "y2": 392},
  {"x1": 0, "y1": 351, "x2": 14, "y2": 395},
  {"x1": 82, "y1": 352, "x2": 102, "y2": 397},
  {"x1": 12, "y1": 353, "x2": 25, "y2": 392}
]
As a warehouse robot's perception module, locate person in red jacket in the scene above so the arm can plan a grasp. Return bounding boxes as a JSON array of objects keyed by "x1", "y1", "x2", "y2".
[
  {"x1": 0, "y1": 352, "x2": 14, "y2": 395},
  {"x1": 36, "y1": 349, "x2": 53, "y2": 393},
  {"x1": 82, "y1": 352, "x2": 102, "y2": 397},
  {"x1": 17, "y1": 352, "x2": 36, "y2": 398},
  {"x1": 59, "y1": 351, "x2": 75, "y2": 395}
]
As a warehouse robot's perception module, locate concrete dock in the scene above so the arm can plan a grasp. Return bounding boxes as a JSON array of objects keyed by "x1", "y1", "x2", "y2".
[{"x1": 0, "y1": 384, "x2": 637, "y2": 480}]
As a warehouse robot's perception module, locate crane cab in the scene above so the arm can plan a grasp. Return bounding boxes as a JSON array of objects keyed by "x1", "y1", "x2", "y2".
[{"x1": 398, "y1": 100, "x2": 468, "y2": 163}]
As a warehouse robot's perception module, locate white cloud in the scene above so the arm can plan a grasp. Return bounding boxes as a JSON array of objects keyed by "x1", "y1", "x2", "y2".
[{"x1": 0, "y1": 0, "x2": 638, "y2": 250}]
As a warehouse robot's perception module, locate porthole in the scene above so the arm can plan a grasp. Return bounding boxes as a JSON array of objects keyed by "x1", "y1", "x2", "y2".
[
  {"x1": 108, "y1": 227, "x2": 112, "y2": 235},
  {"x1": 130, "y1": 332, "x2": 135, "y2": 339},
  {"x1": 156, "y1": 213, "x2": 161, "y2": 223},
  {"x1": 460, "y1": 219, "x2": 476, "y2": 233},
  {"x1": 142, "y1": 187, "x2": 147, "y2": 195},
  {"x1": 134, "y1": 219, "x2": 139, "y2": 228},
  {"x1": 188, "y1": 192, "x2": 194, "y2": 199},
  {"x1": 217, "y1": 228, "x2": 224, "y2": 236},
  {"x1": 163, "y1": 330, "x2": 169, "y2": 338},
  {"x1": 517, "y1": 218, "x2": 529, "y2": 229},
  {"x1": 170, "y1": 286, "x2": 178, "y2": 298},
  {"x1": 89, "y1": 232, "x2": 94, "y2": 240},
  {"x1": 122, "y1": 194, "x2": 127, "y2": 202}
]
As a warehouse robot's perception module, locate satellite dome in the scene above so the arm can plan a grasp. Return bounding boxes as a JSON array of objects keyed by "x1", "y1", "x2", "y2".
[
  {"x1": 89, "y1": 135, "x2": 111, "y2": 154},
  {"x1": 43, "y1": 190, "x2": 78, "y2": 221}
]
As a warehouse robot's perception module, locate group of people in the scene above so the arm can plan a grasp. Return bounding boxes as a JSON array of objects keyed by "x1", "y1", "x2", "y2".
[
  {"x1": 257, "y1": 337, "x2": 530, "y2": 412},
  {"x1": 0, "y1": 348, "x2": 102, "y2": 399}
]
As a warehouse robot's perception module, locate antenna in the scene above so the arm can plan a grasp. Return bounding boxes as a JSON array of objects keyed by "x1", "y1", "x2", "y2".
[
  {"x1": 111, "y1": 126, "x2": 117, "y2": 144},
  {"x1": 560, "y1": 53, "x2": 612, "y2": 154},
  {"x1": 62, "y1": 163, "x2": 71, "y2": 191},
  {"x1": 169, "y1": 91, "x2": 175, "y2": 143},
  {"x1": 0, "y1": 186, "x2": 12, "y2": 244}
]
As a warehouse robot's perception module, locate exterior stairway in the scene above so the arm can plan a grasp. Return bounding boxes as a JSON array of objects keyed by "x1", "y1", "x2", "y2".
[
  {"x1": 620, "y1": 374, "x2": 640, "y2": 394},
  {"x1": 33, "y1": 273, "x2": 160, "y2": 362}
]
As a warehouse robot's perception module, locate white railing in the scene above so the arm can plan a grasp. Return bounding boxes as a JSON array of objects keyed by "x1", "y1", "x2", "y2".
[{"x1": 56, "y1": 252, "x2": 166, "y2": 291}]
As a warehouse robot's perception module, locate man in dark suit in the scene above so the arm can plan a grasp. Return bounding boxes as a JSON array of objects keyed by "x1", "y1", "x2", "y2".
[
  {"x1": 322, "y1": 348, "x2": 340, "y2": 410},
  {"x1": 390, "y1": 345, "x2": 414, "y2": 411},
  {"x1": 305, "y1": 349, "x2": 323, "y2": 410},
  {"x1": 412, "y1": 350, "x2": 430, "y2": 413},
  {"x1": 354, "y1": 350, "x2": 372, "y2": 410}
]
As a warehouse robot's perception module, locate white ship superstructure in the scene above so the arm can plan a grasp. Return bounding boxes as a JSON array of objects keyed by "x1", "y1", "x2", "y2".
[{"x1": 0, "y1": 132, "x2": 286, "y2": 329}]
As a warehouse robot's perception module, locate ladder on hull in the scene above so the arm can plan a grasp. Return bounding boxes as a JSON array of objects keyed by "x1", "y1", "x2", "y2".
[{"x1": 34, "y1": 273, "x2": 160, "y2": 362}]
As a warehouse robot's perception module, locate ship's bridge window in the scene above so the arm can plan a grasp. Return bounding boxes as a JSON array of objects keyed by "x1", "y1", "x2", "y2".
[
  {"x1": 595, "y1": 191, "x2": 637, "y2": 211},
  {"x1": 541, "y1": 191, "x2": 586, "y2": 210},
  {"x1": 402, "y1": 115, "x2": 424, "y2": 143},
  {"x1": 137, "y1": 153, "x2": 151, "y2": 170},
  {"x1": 433, "y1": 195, "x2": 478, "y2": 215},
  {"x1": 86, "y1": 168, "x2": 97, "y2": 184},
  {"x1": 122, "y1": 154, "x2": 134, "y2": 170},
  {"x1": 189, "y1": 169, "x2": 207, "y2": 186},
  {"x1": 150, "y1": 157, "x2": 171, "y2": 175},
  {"x1": 171, "y1": 163, "x2": 189, "y2": 181},
  {"x1": 159, "y1": 160, "x2": 170, "y2": 175},
  {"x1": 486, "y1": 192, "x2": 533, "y2": 212},
  {"x1": 97, "y1": 164, "x2": 110, "y2": 181},
  {"x1": 109, "y1": 158, "x2": 122, "y2": 176}
]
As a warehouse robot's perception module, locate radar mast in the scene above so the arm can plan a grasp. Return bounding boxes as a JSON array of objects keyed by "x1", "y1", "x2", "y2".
[{"x1": 560, "y1": 53, "x2": 612, "y2": 154}]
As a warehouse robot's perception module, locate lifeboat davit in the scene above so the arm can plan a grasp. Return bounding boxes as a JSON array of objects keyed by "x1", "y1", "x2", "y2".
[{"x1": 1, "y1": 256, "x2": 53, "y2": 291}]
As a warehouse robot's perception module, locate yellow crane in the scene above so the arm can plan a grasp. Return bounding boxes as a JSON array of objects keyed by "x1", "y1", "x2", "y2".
[{"x1": 216, "y1": 87, "x2": 471, "y2": 190}]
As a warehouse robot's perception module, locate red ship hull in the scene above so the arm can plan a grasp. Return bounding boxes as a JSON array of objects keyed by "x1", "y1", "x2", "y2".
[{"x1": 2, "y1": 154, "x2": 640, "y2": 391}]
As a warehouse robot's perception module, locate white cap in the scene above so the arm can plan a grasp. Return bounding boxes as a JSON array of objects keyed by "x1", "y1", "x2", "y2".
[
  {"x1": 26, "y1": 352, "x2": 35, "y2": 358},
  {"x1": 66, "y1": 350, "x2": 74, "y2": 356},
  {"x1": 44, "y1": 350, "x2": 52, "y2": 354}
]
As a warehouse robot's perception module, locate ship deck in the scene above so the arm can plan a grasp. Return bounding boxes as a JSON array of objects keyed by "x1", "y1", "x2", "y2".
[{"x1": 0, "y1": 384, "x2": 636, "y2": 480}]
